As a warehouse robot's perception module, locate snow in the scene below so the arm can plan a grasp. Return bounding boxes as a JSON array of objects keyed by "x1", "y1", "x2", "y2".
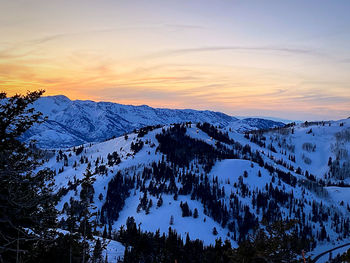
[
  {"x1": 315, "y1": 244, "x2": 350, "y2": 263},
  {"x1": 326, "y1": 187, "x2": 350, "y2": 207},
  {"x1": 238, "y1": 119, "x2": 350, "y2": 183},
  {"x1": 185, "y1": 125, "x2": 217, "y2": 147},
  {"x1": 53, "y1": 229, "x2": 125, "y2": 262},
  {"x1": 38, "y1": 116, "x2": 350, "y2": 258},
  {"x1": 113, "y1": 193, "x2": 233, "y2": 247},
  {"x1": 211, "y1": 159, "x2": 271, "y2": 188},
  {"x1": 100, "y1": 238, "x2": 124, "y2": 262}
]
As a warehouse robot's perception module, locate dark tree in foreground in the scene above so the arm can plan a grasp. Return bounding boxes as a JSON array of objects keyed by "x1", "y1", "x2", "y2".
[{"x1": 0, "y1": 91, "x2": 57, "y2": 262}]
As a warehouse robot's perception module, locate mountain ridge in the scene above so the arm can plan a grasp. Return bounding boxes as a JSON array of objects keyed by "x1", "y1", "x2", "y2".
[{"x1": 22, "y1": 95, "x2": 284, "y2": 149}]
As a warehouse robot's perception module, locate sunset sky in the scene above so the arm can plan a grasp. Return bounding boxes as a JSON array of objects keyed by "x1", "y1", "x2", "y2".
[{"x1": 1, "y1": 0, "x2": 350, "y2": 120}]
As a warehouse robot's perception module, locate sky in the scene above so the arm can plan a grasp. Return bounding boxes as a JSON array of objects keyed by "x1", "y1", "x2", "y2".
[{"x1": 1, "y1": 0, "x2": 350, "y2": 120}]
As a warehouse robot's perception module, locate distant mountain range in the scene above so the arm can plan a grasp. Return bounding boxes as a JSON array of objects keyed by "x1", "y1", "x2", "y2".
[
  {"x1": 236, "y1": 116, "x2": 302, "y2": 124},
  {"x1": 22, "y1": 95, "x2": 284, "y2": 148}
]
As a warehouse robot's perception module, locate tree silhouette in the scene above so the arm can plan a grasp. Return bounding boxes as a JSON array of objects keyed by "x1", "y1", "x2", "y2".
[{"x1": 0, "y1": 91, "x2": 57, "y2": 262}]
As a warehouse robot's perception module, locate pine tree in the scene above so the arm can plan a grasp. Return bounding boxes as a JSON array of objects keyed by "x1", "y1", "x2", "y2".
[
  {"x1": 193, "y1": 208, "x2": 199, "y2": 219},
  {"x1": 212, "y1": 227, "x2": 218, "y2": 236},
  {"x1": 92, "y1": 239, "x2": 103, "y2": 263},
  {"x1": 157, "y1": 195, "x2": 163, "y2": 208},
  {"x1": 80, "y1": 168, "x2": 95, "y2": 204},
  {"x1": 0, "y1": 91, "x2": 57, "y2": 262},
  {"x1": 102, "y1": 225, "x2": 107, "y2": 239},
  {"x1": 80, "y1": 168, "x2": 95, "y2": 261}
]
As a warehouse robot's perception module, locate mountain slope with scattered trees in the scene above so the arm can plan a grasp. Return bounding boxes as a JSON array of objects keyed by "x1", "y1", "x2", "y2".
[
  {"x1": 40, "y1": 114, "x2": 350, "y2": 261},
  {"x1": 2, "y1": 91, "x2": 350, "y2": 262}
]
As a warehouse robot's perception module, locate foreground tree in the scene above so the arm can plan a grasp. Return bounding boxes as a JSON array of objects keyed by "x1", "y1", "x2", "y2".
[{"x1": 0, "y1": 91, "x2": 57, "y2": 262}]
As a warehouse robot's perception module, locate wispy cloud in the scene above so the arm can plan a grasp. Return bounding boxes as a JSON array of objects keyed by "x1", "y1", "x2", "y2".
[
  {"x1": 0, "y1": 22, "x2": 207, "y2": 61},
  {"x1": 142, "y1": 45, "x2": 323, "y2": 60},
  {"x1": 0, "y1": 48, "x2": 34, "y2": 60},
  {"x1": 164, "y1": 24, "x2": 206, "y2": 30},
  {"x1": 5, "y1": 23, "x2": 205, "y2": 48}
]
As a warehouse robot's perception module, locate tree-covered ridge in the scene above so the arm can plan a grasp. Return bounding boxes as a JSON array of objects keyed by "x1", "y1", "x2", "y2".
[
  {"x1": 197, "y1": 122, "x2": 234, "y2": 145},
  {"x1": 155, "y1": 123, "x2": 235, "y2": 172}
]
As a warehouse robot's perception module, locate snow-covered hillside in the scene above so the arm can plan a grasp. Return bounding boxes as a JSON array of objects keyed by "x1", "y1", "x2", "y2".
[
  {"x1": 39, "y1": 118, "x2": 350, "y2": 261},
  {"x1": 22, "y1": 95, "x2": 284, "y2": 148},
  {"x1": 238, "y1": 118, "x2": 350, "y2": 185}
]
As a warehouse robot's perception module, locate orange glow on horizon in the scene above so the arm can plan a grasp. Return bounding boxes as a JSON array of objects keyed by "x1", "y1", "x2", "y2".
[{"x1": 1, "y1": 0, "x2": 350, "y2": 120}]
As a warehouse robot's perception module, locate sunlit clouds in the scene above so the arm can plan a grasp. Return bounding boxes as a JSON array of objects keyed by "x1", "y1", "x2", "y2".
[{"x1": 1, "y1": 0, "x2": 350, "y2": 120}]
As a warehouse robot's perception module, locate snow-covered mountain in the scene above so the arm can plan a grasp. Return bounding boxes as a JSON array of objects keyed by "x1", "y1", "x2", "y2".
[
  {"x1": 22, "y1": 95, "x2": 284, "y2": 148},
  {"x1": 40, "y1": 118, "x2": 350, "y2": 261},
  {"x1": 227, "y1": 117, "x2": 287, "y2": 133}
]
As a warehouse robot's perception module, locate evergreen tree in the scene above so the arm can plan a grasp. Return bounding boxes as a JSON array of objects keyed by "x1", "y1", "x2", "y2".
[
  {"x1": 92, "y1": 239, "x2": 103, "y2": 263},
  {"x1": 80, "y1": 168, "x2": 95, "y2": 204},
  {"x1": 80, "y1": 168, "x2": 95, "y2": 261},
  {"x1": 102, "y1": 225, "x2": 107, "y2": 239},
  {"x1": 0, "y1": 91, "x2": 57, "y2": 262},
  {"x1": 212, "y1": 227, "x2": 218, "y2": 236},
  {"x1": 193, "y1": 208, "x2": 199, "y2": 219},
  {"x1": 157, "y1": 196, "x2": 163, "y2": 208}
]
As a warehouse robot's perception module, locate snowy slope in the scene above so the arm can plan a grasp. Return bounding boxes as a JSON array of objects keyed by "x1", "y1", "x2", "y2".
[
  {"x1": 22, "y1": 95, "x2": 284, "y2": 148},
  {"x1": 113, "y1": 193, "x2": 229, "y2": 246},
  {"x1": 242, "y1": 118, "x2": 350, "y2": 184},
  {"x1": 227, "y1": 117, "x2": 285, "y2": 133},
  {"x1": 38, "y1": 119, "x2": 350, "y2": 260},
  {"x1": 50, "y1": 126, "x2": 230, "y2": 246}
]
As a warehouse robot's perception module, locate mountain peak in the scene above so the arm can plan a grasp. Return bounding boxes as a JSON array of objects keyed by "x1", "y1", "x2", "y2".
[{"x1": 22, "y1": 95, "x2": 284, "y2": 149}]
